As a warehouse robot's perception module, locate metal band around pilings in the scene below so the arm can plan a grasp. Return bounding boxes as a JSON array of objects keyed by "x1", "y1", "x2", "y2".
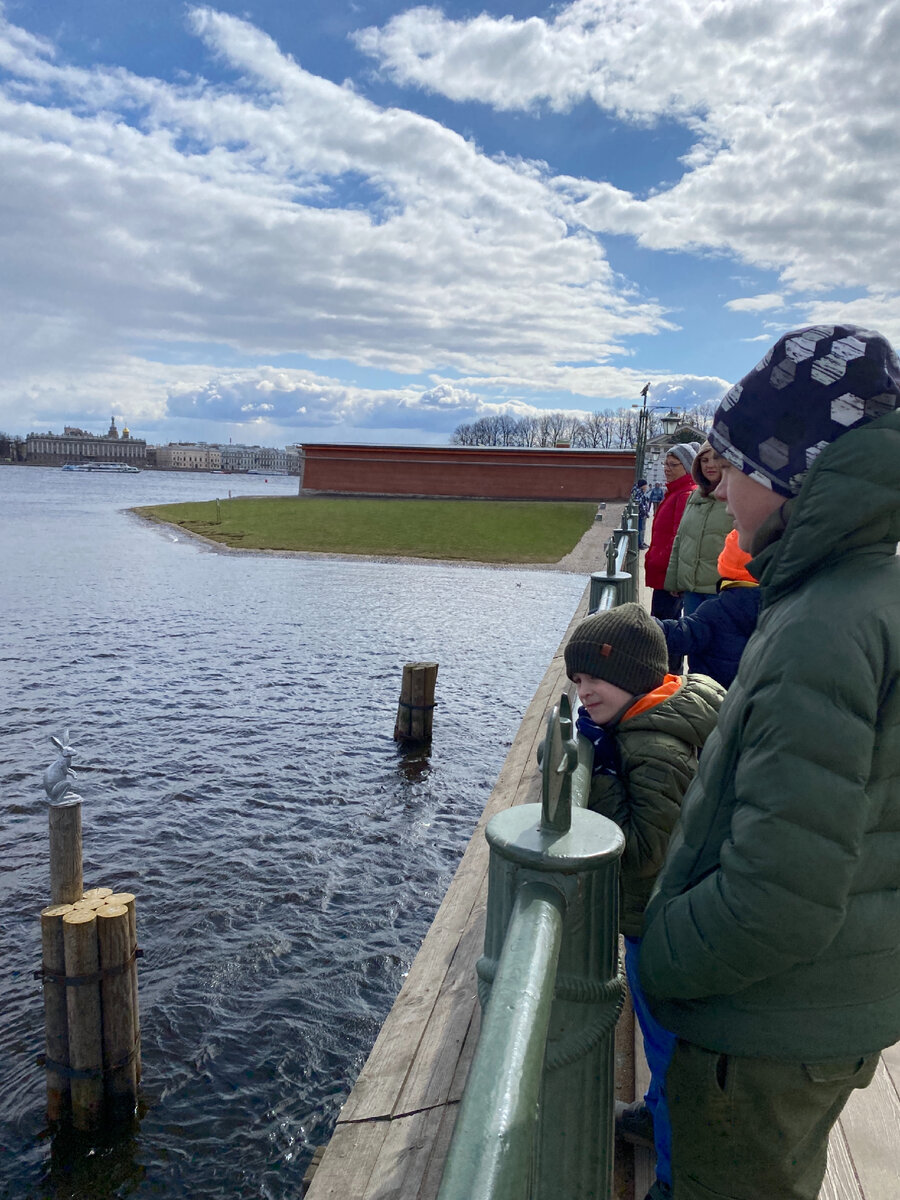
[
  {"x1": 396, "y1": 700, "x2": 437, "y2": 711},
  {"x1": 39, "y1": 1038, "x2": 141, "y2": 1081},
  {"x1": 34, "y1": 946, "x2": 143, "y2": 987}
]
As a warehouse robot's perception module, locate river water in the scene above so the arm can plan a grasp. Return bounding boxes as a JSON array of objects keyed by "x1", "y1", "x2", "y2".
[{"x1": 0, "y1": 465, "x2": 587, "y2": 1199}]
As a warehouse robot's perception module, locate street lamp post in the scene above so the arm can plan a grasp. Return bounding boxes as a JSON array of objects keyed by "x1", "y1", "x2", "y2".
[
  {"x1": 632, "y1": 383, "x2": 652, "y2": 485},
  {"x1": 632, "y1": 395, "x2": 686, "y2": 484},
  {"x1": 659, "y1": 409, "x2": 683, "y2": 438}
]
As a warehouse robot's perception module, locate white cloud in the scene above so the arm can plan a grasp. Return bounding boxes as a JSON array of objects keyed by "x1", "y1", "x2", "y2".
[
  {"x1": 164, "y1": 362, "x2": 730, "y2": 436},
  {"x1": 9, "y1": 2, "x2": 871, "y2": 445},
  {"x1": 0, "y1": 4, "x2": 679, "y2": 438},
  {"x1": 726, "y1": 293, "x2": 784, "y2": 313},
  {"x1": 358, "y1": 1, "x2": 900, "y2": 300},
  {"x1": 792, "y1": 296, "x2": 900, "y2": 350}
]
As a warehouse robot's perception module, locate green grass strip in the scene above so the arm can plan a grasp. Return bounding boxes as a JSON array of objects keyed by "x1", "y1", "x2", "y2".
[{"x1": 133, "y1": 496, "x2": 597, "y2": 563}]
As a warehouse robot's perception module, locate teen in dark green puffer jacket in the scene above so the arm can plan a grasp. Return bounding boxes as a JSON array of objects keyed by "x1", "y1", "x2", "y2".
[{"x1": 639, "y1": 325, "x2": 900, "y2": 1200}]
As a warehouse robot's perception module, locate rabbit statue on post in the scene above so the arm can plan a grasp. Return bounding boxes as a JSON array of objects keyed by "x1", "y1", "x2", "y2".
[
  {"x1": 44, "y1": 730, "x2": 83, "y2": 903},
  {"x1": 43, "y1": 731, "x2": 81, "y2": 805}
]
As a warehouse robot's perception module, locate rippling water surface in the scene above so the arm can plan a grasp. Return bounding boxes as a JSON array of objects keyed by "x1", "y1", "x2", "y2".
[{"x1": 0, "y1": 465, "x2": 588, "y2": 1199}]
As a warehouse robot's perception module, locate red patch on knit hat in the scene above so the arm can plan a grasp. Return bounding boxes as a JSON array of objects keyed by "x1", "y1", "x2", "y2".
[{"x1": 601, "y1": 643, "x2": 613, "y2": 657}]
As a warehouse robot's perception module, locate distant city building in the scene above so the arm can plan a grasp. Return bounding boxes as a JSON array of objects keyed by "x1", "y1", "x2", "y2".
[
  {"x1": 211, "y1": 443, "x2": 299, "y2": 473},
  {"x1": 155, "y1": 443, "x2": 222, "y2": 471},
  {"x1": 26, "y1": 417, "x2": 147, "y2": 466}
]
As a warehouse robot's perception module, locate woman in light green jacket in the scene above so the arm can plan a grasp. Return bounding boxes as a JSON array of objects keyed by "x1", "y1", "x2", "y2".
[{"x1": 664, "y1": 442, "x2": 733, "y2": 615}]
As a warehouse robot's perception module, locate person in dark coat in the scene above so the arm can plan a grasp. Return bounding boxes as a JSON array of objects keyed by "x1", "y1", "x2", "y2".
[
  {"x1": 654, "y1": 529, "x2": 760, "y2": 687},
  {"x1": 639, "y1": 325, "x2": 900, "y2": 1200},
  {"x1": 631, "y1": 478, "x2": 651, "y2": 548}
]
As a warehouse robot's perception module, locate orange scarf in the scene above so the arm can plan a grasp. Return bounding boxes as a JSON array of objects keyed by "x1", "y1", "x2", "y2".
[{"x1": 717, "y1": 528, "x2": 756, "y2": 583}]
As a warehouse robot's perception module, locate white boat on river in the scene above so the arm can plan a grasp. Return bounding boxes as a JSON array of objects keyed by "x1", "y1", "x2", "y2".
[{"x1": 61, "y1": 461, "x2": 141, "y2": 472}]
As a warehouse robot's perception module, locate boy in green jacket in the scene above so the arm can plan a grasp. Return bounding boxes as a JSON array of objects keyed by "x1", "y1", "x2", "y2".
[
  {"x1": 639, "y1": 325, "x2": 900, "y2": 1199},
  {"x1": 565, "y1": 603, "x2": 724, "y2": 1200}
]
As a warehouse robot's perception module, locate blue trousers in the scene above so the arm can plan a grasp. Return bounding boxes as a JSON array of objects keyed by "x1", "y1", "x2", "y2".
[{"x1": 624, "y1": 936, "x2": 676, "y2": 1187}]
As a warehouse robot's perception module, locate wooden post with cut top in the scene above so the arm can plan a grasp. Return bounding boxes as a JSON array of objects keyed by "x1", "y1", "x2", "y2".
[{"x1": 394, "y1": 662, "x2": 439, "y2": 743}]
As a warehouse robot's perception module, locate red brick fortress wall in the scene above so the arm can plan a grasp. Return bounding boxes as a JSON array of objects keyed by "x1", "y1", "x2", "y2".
[{"x1": 299, "y1": 444, "x2": 635, "y2": 501}]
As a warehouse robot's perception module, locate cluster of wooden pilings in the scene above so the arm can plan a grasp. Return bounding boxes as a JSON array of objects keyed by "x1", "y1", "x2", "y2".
[{"x1": 40, "y1": 793, "x2": 141, "y2": 1131}]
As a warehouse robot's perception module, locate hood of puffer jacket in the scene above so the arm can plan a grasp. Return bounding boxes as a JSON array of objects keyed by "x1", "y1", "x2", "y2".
[
  {"x1": 750, "y1": 409, "x2": 900, "y2": 608},
  {"x1": 617, "y1": 673, "x2": 723, "y2": 747}
]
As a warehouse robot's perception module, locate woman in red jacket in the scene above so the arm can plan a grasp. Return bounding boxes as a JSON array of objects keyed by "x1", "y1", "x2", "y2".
[{"x1": 645, "y1": 442, "x2": 699, "y2": 634}]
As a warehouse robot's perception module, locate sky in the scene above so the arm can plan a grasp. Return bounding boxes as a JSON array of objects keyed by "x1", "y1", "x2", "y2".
[{"x1": 2, "y1": 0, "x2": 898, "y2": 448}]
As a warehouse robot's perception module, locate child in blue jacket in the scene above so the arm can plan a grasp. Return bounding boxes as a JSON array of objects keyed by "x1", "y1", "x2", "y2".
[{"x1": 654, "y1": 529, "x2": 760, "y2": 687}]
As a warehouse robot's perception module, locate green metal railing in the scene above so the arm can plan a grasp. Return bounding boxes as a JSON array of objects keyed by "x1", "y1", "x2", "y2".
[
  {"x1": 438, "y1": 514, "x2": 637, "y2": 1200},
  {"x1": 590, "y1": 500, "x2": 640, "y2": 613}
]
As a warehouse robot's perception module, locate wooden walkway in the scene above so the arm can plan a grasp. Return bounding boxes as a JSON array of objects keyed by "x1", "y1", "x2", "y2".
[{"x1": 306, "y1": 576, "x2": 900, "y2": 1199}]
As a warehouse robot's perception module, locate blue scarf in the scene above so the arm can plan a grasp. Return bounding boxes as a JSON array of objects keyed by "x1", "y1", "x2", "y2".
[{"x1": 576, "y1": 706, "x2": 621, "y2": 778}]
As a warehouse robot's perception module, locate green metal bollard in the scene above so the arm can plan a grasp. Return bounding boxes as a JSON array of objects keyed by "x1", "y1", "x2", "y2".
[
  {"x1": 440, "y1": 878, "x2": 566, "y2": 1200},
  {"x1": 477, "y1": 809, "x2": 624, "y2": 1200},
  {"x1": 589, "y1": 535, "x2": 631, "y2": 612},
  {"x1": 474, "y1": 695, "x2": 626, "y2": 1200},
  {"x1": 623, "y1": 522, "x2": 639, "y2": 602},
  {"x1": 589, "y1": 570, "x2": 631, "y2": 613}
]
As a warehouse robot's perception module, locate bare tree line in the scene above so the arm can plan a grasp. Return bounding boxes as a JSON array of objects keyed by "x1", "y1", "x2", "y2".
[
  {"x1": 0, "y1": 432, "x2": 26, "y2": 461},
  {"x1": 451, "y1": 403, "x2": 716, "y2": 448}
]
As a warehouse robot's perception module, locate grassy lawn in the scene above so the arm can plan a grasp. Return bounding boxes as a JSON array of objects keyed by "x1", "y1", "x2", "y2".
[{"x1": 133, "y1": 496, "x2": 598, "y2": 563}]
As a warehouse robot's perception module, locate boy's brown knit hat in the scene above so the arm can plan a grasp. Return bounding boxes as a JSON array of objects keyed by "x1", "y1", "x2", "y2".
[{"x1": 564, "y1": 603, "x2": 668, "y2": 695}]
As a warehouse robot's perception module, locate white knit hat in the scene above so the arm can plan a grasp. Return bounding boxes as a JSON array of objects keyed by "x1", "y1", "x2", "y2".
[{"x1": 666, "y1": 441, "x2": 700, "y2": 472}]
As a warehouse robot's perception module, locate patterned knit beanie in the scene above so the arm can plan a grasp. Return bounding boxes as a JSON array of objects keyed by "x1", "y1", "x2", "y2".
[
  {"x1": 565, "y1": 603, "x2": 668, "y2": 695},
  {"x1": 710, "y1": 324, "x2": 900, "y2": 498},
  {"x1": 666, "y1": 442, "x2": 700, "y2": 474}
]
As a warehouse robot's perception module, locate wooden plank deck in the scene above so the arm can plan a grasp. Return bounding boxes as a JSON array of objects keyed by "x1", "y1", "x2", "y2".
[{"x1": 306, "y1": 564, "x2": 900, "y2": 1199}]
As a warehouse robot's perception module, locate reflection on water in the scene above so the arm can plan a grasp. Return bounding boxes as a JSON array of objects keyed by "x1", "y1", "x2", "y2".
[
  {"x1": 0, "y1": 465, "x2": 588, "y2": 1199},
  {"x1": 41, "y1": 1119, "x2": 146, "y2": 1200}
]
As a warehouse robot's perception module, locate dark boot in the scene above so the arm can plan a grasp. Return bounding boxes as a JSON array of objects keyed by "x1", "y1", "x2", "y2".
[
  {"x1": 644, "y1": 1181, "x2": 672, "y2": 1200},
  {"x1": 614, "y1": 1099, "x2": 655, "y2": 1149}
]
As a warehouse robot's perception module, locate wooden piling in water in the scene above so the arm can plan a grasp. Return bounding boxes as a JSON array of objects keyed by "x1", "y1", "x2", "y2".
[
  {"x1": 82, "y1": 887, "x2": 113, "y2": 902},
  {"x1": 107, "y1": 892, "x2": 141, "y2": 1084},
  {"x1": 393, "y1": 661, "x2": 438, "y2": 743},
  {"x1": 62, "y1": 909, "x2": 104, "y2": 1131},
  {"x1": 97, "y1": 905, "x2": 138, "y2": 1118},
  {"x1": 41, "y1": 903, "x2": 73, "y2": 1122},
  {"x1": 49, "y1": 800, "x2": 83, "y2": 905}
]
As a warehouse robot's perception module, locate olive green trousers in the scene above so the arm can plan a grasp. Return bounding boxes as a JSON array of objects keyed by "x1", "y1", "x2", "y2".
[{"x1": 667, "y1": 1039, "x2": 879, "y2": 1199}]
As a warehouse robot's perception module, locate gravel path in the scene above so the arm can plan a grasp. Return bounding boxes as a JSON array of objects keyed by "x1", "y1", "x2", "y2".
[{"x1": 553, "y1": 501, "x2": 627, "y2": 573}]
